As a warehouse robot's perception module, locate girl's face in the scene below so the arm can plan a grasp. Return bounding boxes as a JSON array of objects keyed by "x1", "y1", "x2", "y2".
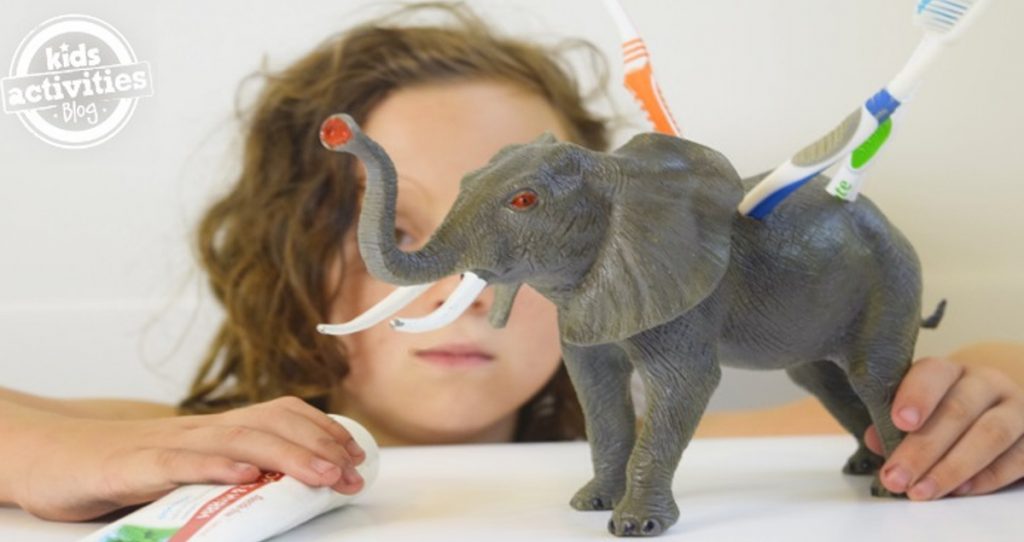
[{"x1": 326, "y1": 80, "x2": 570, "y2": 445}]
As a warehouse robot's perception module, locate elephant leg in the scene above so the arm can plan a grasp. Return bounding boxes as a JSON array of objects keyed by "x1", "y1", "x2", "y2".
[
  {"x1": 785, "y1": 360, "x2": 883, "y2": 475},
  {"x1": 562, "y1": 342, "x2": 636, "y2": 512},
  {"x1": 845, "y1": 348, "x2": 914, "y2": 497},
  {"x1": 609, "y1": 331, "x2": 721, "y2": 537}
]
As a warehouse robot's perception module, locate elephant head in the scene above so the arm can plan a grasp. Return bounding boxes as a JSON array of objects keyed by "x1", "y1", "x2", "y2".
[{"x1": 316, "y1": 113, "x2": 743, "y2": 345}]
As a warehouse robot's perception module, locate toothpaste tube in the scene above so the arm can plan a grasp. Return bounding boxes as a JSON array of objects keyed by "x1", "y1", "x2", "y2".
[{"x1": 80, "y1": 414, "x2": 379, "y2": 542}]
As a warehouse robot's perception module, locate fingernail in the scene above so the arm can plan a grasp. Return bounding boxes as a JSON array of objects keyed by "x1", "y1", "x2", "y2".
[
  {"x1": 898, "y1": 407, "x2": 920, "y2": 427},
  {"x1": 233, "y1": 462, "x2": 256, "y2": 472},
  {"x1": 909, "y1": 477, "x2": 937, "y2": 500},
  {"x1": 342, "y1": 465, "x2": 363, "y2": 486},
  {"x1": 345, "y1": 440, "x2": 364, "y2": 459},
  {"x1": 883, "y1": 465, "x2": 911, "y2": 492},
  {"x1": 310, "y1": 457, "x2": 340, "y2": 477},
  {"x1": 953, "y1": 481, "x2": 972, "y2": 496}
]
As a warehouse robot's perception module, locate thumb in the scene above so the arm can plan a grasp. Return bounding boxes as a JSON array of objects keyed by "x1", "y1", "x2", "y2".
[{"x1": 863, "y1": 425, "x2": 884, "y2": 455}]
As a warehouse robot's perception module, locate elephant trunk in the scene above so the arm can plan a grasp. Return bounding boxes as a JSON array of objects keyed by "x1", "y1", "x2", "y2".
[
  {"x1": 321, "y1": 114, "x2": 461, "y2": 286},
  {"x1": 488, "y1": 283, "x2": 522, "y2": 328}
]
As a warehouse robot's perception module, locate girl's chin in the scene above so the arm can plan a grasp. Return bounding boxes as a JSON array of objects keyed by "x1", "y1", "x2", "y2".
[{"x1": 398, "y1": 408, "x2": 516, "y2": 444}]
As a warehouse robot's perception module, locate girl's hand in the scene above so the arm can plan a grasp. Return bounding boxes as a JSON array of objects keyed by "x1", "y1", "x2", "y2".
[
  {"x1": 864, "y1": 357, "x2": 1024, "y2": 500},
  {"x1": 12, "y1": 396, "x2": 365, "y2": 521}
]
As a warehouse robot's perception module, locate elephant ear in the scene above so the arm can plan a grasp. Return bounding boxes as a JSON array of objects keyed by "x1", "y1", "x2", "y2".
[{"x1": 559, "y1": 134, "x2": 744, "y2": 345}]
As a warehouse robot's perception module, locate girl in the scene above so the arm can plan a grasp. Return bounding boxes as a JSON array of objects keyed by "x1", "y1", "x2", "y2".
[{"x1": 1, "y1": 2, "x2": 1021, "y2": 523}]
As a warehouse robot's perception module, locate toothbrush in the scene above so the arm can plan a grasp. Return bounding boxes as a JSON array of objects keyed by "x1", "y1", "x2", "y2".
[
  {"x1": 738, "y1": 0, "x2": 992, "y2": 219},
  {"x1": 827, "y1": 80, "x2": 919, "y2": 201},
  {"x1": 602, "y1": 0, "x2": 680, "y2": 136},
  {"x1": 825, "y1": 103, "x2": 907, "y2": 201}
]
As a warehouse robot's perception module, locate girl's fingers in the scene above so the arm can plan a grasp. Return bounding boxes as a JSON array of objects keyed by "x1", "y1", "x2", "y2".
[
  {"x1": 957, "y1": 434, "x2": 1024, "y2": 496},
  {"x1": 880, "y1": 370, "x2": 998, "y2": 493},
  {"x1": 100, "y1": 448, "x2": 262, "y2": 507},
  {"x1": 241, "y1": 400, "x2": 359, "y2": 469},
  {"x1": 906, "y1": 398, "x2": 1024, "y2": 500},
  {"x1": 218, "y1": 397, "x2": 364, "y2": 465},
  {"x1": 180, "y1": 424, "x2": 363, "y2": 493},
  {"x1": 890, "y1": 357, "x2": 964, "y2": 432},
  {"x1": 262, "y1": 397, "x2": 365, "y2": 463},
  {"x1": 864, "y1": 357, "x2": 960, "y2": 456},
  {"x1": 950, "y1": 394, "x2": 1024, "y2": 497}
]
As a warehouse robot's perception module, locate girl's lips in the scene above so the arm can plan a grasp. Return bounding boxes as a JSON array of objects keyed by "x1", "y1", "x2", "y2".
[{"x1": 414, "y1": 344, "x2": 495, "y2": 367}]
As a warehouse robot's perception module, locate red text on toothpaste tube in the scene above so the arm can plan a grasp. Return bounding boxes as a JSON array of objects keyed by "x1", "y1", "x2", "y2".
[{"x1": 169, "y1": 471, "x2": 285, "y2": 541}]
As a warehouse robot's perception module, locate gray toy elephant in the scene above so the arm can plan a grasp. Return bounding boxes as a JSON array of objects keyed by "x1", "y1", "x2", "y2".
[{"x1": 317, "y1": 113, "x2": 942, "y2": 537}]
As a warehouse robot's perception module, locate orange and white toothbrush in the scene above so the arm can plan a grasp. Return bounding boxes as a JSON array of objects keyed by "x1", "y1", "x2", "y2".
[{"x1": 603, "y1": 0, "x2": 680, "y2": 137}]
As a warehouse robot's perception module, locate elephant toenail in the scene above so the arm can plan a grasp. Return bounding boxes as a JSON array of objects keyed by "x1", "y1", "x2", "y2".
[
  {"x1": 622, "y1": 520, "x2": 637, "y2": 535},
  {"x1": 607, "y1": 519, "x2": 616, "y2": 534},
  {"x1": 642, "y1": 519, "x2": 658, "y2": 534},
  {"x1": 591, "y1": 497, "x2": 604, "y2": 509}
]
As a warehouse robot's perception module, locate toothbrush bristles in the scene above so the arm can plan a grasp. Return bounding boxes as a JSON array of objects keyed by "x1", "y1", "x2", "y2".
[{"x1": 915, "y1": 0, "x2": 981, "y2": 33}]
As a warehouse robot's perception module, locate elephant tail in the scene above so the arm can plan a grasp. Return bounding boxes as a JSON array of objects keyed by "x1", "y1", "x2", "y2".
[{"x1": 921, "y1": 299, "x2": 947, "y2": 329}]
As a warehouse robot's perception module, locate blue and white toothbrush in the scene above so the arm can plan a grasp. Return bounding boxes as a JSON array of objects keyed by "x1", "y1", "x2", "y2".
[{"x1": 738, "y1": 0, "x2": 992, "y2": 219}]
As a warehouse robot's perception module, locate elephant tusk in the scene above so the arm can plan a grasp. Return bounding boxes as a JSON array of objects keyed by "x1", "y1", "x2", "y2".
[
  {"x1": 316, "y1": 283, "x2": 434, "y2": 335},
  {"x1": 390, "y1": 272, "x2": 488, "y2": 333}
]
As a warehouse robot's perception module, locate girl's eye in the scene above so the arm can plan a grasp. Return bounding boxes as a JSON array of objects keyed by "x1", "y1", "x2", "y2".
[
  {"x1": 508, "y1": 189, "x2": 538, "y2": 211},
  {"x1": 395, "y1": 227, "x2": 416, "y2": 248}
]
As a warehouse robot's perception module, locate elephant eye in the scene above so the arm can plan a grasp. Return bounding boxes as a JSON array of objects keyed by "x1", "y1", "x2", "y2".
[{"x1": 508, "y1": 189, "x2": 538, "y2": 211}]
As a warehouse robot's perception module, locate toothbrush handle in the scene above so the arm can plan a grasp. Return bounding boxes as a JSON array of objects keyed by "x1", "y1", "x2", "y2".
[
  {"x1": 604, "y1": 0, "x2": 680, "y2": 136},
  {"x1": 739, "y1": 89, "x2": 901, "y2": 219},
  {"x1": 623, "y1": 59, "x2": 679, "y2": 136},
  {"x1": 825, "y1": 113, "x2": 897, "y2": 201},
  {"x1": 828, "y1": 87, "x2": 913, "y2": 202},
  {"x1": 739, "y1": 106, "x2": 877, "y2": 218}
]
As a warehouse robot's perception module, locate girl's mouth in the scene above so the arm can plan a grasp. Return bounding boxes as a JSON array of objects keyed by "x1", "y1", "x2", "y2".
[{"x1": 414, "y1": 343, "x2": 495, "y2": 367}]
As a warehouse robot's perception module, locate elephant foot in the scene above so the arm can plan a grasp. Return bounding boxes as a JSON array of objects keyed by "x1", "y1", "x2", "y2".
[
  {"x1": 607, "y1": 493, "x2": 678, "y2": 537},
  {"x1": 843, "y1": 445, "x2": 885, "y2": 475},
  {"x1": 570, "y1": 478, "x2": 624, "y2": 511},
  {"x1": 870, "y1": 475, "x2": 905, "y2": 498}
]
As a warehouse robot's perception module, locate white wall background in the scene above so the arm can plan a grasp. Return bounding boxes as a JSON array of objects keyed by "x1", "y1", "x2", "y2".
[{"x1": 1, "y1": 0, "x2": 1021, "y2": 410}]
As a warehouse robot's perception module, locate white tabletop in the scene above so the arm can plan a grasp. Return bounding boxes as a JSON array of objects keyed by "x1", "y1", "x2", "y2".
[{"x1": 2, "y1": 435, "x2": 1020, "y2": 541}]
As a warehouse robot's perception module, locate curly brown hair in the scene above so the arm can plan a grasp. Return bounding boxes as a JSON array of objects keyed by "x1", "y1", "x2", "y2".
[{"x1": 178, "y1": 2, "x2": 609, "y2": 442}]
